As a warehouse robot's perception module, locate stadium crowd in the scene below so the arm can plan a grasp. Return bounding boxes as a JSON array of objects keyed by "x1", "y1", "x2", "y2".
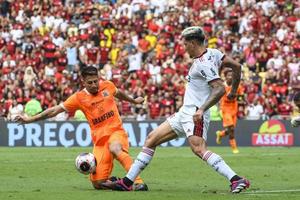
[{"x1": 0, "y1": 0, "x2": 299, "y2": 121}]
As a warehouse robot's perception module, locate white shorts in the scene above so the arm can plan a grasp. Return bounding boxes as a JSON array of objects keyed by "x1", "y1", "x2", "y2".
[{"x1": 167, "y1": 106, "x2": 210, "y2": 140}]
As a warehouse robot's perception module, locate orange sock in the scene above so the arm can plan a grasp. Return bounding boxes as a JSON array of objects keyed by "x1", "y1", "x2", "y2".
[
  {"x1": 219, "y1": 130, "x2": 226, "y2": 137},
  {"x1": 116, "y1": 151, "x2": 143, "y2": 184},
  {"x1": 229, "y1": 139, "x2": 238, "y2": 149}
]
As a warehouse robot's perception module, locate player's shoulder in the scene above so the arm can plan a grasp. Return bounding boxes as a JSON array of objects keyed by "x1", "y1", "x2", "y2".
[
  {"x1": 100, "y1": 80, "x2": 115, "y2": 88},
  {"x1": 72, "y1": 89, "x2": 87, "y2": 100},
  {"x1": 206, "y1": 48, "x2": 223, "y2": 55}
]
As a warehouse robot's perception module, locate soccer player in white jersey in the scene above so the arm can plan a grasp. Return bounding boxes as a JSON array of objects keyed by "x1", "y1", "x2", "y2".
[
  {"x1": 291, "y1": 92, "x2": 300, "y2": 127},
  {"x1": 102, "y1": 26, "x2": 250, "y2": 193}
]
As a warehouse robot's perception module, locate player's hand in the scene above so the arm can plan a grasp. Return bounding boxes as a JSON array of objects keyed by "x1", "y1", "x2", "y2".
[
  {"x1": 227, "y1": 92, "x2": 237, "y2": 100},
  {"x1": 134, "y1": 97, "x2": 145, "y2": 104},
  {"x1": 14, "y1": 115, "x2": 32, "y2": 125},
  {"x1": 193, "y1": 109, "x2": 204, "y2": 123}
]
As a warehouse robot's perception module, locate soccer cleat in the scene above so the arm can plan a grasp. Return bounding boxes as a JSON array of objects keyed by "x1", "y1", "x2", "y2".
[
  {"x1": 101, "y1": 178, "x2": 133, "y2": 191},
  {"x1": 232, "y1": 148, "x2": 239, "y2": 154},
  {"x1": 216, "y1": 131, "x2": 222, "y2": 144},
  {"x1": 291, "y1": 116, "x2": 300, "y2": 127},
  {"x1": 108, "y1": 176, "x2": 120, "y2": 182},
  {"x1": 133, "y1": 183, "x2": 149, "y2": 191},
  {"x1": 230, "y1": 178, "x2": 250, "y2": 193}
]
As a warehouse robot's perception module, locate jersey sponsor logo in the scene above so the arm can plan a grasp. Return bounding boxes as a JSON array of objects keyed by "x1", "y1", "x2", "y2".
[
  {"x1": 252, "y1": 120, "x2": 294, "y2": 146},
  {"x1": 91, "y1": 100, "x2": 103, "y2": 107},
  {"x1": 92, "y1": 111, "x2": 114, "y2": 125}
]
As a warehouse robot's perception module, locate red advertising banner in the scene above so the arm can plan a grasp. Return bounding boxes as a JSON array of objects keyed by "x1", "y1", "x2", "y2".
[
  {"x1": 252, "y1": 133, "x2": 294, "y2": 146},
  {"x1": 251, "y1": 120, "x2": 294, "y2": 146}
]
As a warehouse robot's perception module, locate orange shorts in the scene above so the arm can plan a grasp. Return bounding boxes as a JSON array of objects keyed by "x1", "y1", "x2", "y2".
[
  {"x1": 222, "y1": 112, "x2": 237, "y2": 128},
  {"x1": 90, "y1": 131, "x2": 129, "y2": 181}
]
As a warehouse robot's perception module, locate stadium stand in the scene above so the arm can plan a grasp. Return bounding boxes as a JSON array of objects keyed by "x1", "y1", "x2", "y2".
[{"x1": 0, "y1": 0, "x2": 299, "y2": 121}]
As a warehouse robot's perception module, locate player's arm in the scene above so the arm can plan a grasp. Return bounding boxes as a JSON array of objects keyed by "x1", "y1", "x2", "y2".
[
  {"x1": 200, "y1": 79, "x2": 225, "y2": 112},
  {"x1": 194, "y1": 79, "x2": 225, "y2": 123},
  {"x1": 221, "y1": 56, "x2": 241, "y2": 99},
  {"x1": 114, "y1": 89, "x2": 144, "y2": 104},
  {"x1": 14, "y1": 105, "x2": 65, "y2": 124}
]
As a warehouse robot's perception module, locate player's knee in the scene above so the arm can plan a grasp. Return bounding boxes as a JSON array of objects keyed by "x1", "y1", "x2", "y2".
[
  {"x1": 190, "y1": 144, "x2": 206, "y2": 158},
  {"x1": 144, "y1": 131, "x2": 158, "y2": 148},
  {"x1": 109, "y1": 142, "x2": 122, "y2": 156}
]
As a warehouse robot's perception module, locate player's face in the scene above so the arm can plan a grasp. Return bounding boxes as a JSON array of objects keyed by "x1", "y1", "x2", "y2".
[
  {"x1": 83, "y1": 75, "x2": 99, "y2": 95},
  {"x1": 183, "y1": 39, "x2": 195, "y2": 57},
  {"x1": 225, "y1": 72, "x2": 233, "y2": 84}
]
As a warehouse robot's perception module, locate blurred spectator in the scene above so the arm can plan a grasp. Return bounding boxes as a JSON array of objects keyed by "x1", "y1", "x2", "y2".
[
  {"x1": 136, "y1": 108, "x2": 147, "y2": 121},
  {"x1": 277, "y1": 97, "x2": 293, "y2": 119},
  {"x1": 23, "y1": 66, "x2": 37, "y2": 89},
  {"x1": 245, "y1": 99, "x2": 264, "y2": 120},
  {"x1": 0, "y1": 0, "x2": 299, "y2": 121},
  {"x1": 128, "y1": 47, "x2": 142, "y2": 72},
  {"x1": 7, "y1": 99, "x2": 23, "y2": 121}
]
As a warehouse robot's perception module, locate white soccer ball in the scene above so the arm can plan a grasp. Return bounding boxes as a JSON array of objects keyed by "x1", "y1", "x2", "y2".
[{"x1": 75, "y1": 153, "x2": 96, "y2": 175}]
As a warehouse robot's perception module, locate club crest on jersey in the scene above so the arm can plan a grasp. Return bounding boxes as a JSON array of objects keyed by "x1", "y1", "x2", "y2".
[{"x1": 102, "y1": 90, "x2": 109, "y2": 97}]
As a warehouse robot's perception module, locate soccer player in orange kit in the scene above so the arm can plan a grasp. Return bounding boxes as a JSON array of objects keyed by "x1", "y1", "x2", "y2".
[
  {"x1": 15, "y1": 66, "x2": 148, "y2": 191},
  {"x1": 216, "y1": 68, "x2": 242, "y2": 153}
]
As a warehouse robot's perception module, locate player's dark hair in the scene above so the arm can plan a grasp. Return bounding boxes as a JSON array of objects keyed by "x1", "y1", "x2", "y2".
[
  {"x1": 182, "y1": 26, "x2": 205, "y2": 45},
  {"x1": 184, "y1": 35, "x2": 205, "y2": 45},
  {"x1": 223, "y1": 68, "x2": 233, "y2": 76},
  {"x1": 81, "y1": 66, "x2": 98, "y2": 78},
  {"x1": 293, "y1": 92, "x2": 300, "y2": 102}
]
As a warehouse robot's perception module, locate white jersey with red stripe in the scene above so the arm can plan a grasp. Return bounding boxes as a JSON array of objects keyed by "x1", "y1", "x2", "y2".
[{"x1": 183, "y1": 48, "x2": 224, "y2": 113}]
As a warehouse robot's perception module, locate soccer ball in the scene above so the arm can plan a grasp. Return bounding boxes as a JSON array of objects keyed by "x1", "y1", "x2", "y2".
[{"x1": 75, "y1": 153, "x2": 96, "y2": 175}]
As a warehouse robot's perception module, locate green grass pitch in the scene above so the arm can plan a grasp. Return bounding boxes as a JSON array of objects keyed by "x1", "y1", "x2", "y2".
[{"x1": 1, "y1": 147, "x2": 300, "y2": 200}]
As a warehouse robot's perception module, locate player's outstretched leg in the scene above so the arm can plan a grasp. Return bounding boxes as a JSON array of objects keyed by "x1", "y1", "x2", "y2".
[
  {"x1": 101, "y1": 121, "x2": 177, "y2": 191},
  {"x1": 101, "y1": 146, "x2": 155, "y2": 191},
  {"x1": 109, "y1": 141, "x2": 149, "y2": 191},
  {"x1": 189, "y1": 135, "x2": 250, "y2": 193}
]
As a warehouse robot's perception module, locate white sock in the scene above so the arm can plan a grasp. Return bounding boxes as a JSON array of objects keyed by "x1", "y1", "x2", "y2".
[
  {"x1": 203, "y1": 151, "x2": 236, "y2": 181},
  {"x1": 126, "y1": 147, "x2": 155, "y2": 182}
]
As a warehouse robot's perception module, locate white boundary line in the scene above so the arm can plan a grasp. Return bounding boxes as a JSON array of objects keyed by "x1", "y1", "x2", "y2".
[{"x1": 243, "y1": 189, "x2": 300, "y2": 194}]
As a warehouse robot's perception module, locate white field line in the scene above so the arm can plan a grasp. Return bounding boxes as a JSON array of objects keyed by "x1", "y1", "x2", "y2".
[
  {"x1": 155, "y1": 152, "x2": 300, "y2": 158},
  {"x1": 243, "y1": 189, "x2": 300, "y2": 194}
]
